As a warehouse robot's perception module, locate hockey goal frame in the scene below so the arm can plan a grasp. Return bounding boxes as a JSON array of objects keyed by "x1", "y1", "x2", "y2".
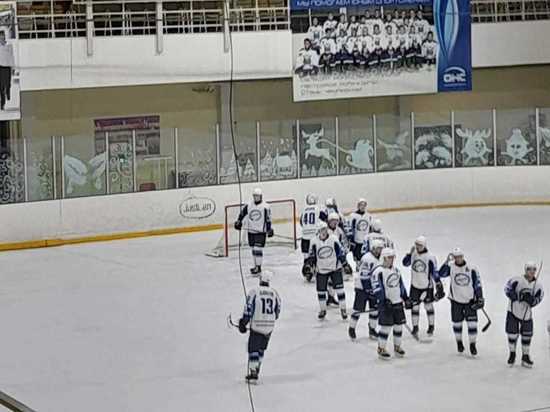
[{"x1": 222, "y1": 199, "x2": 298, "y2": 257}]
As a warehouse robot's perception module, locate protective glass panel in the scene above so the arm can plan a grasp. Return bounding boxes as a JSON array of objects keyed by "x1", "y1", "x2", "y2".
[
  {"x1": 375, "y1": 113, "x2": 412, "y2": 172},
  {"x1": 259, "y1": 120, "x2": 297, "y2": 181},
  {"x1": 0, "y1": 138, "x2": 25, "y2": 204},
  {"x1": 413, "y1": 112, "x2": 452, "y2": 170},
  {"x1": 298, "y1": 117, "x2": 336, "y2": 178},
  {"x1": 177, "y1": 125, "x2": 217, "y2": 188},
  {"x1": 496, "y1": 108, "x2": 537, "y2": 166},
  {"x1": 338, "y1": 116, "x2": 375, "y2": 175},
  {"x1": 219, "y1": 122, "x2": 257, "y2": 184},
  {"x1": 538, "y1": 108, "x2": 550, "y2": 165},
  {"x1": 27, "y1": 136, "x2": 54, "y2": 201},
  {"x1": 105, "y1": 132, "x2": 134, "y2": 194},
  {"x1": 63, "y1": 134, "x2": 106, "y2": 198},
  {"x1": 136, "y1": 128, "x2": 175, "y2": 192},
  {"x1": 454, "y1": 110, "x2": 494, "y2": 167}
]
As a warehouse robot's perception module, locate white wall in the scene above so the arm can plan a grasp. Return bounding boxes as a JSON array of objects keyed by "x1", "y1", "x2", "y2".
[
  {"x1": 18, "y1": 21, "x2": 550, "y2": 91},
  {"x1": 18, "y1": 31, "x2": 292, "y2": 91},
  {"x1": 2, "y1": 166, "x2": 550, "y2": 244}
]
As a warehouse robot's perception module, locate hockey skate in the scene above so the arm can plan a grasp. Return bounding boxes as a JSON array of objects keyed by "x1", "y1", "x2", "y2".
[
  {"x1": 377, "y1": 347, "x2": 391, "y2": 360},
  {"x1": 411, "y1": 325, "x2": 419, "y2": 337},
  {"x1": 507, "y1": 352, "x2": 516, "y2": 366},
  {"x1": 456, "y1": 340, "x2": 465, "y2": 353},
  {"x1": 250, "y1": 266, "x2": 262, "y2": 275},
  {"x1": 369, "y1": 327, "x2": 378, "y2": 340},
  {"x1": 521, "y1": 354, "x2": 533, "y2": 368},
  {"x1": 470, "y1": 343, "x2": 477, "y2": 356},
  {"x1": 245, "y1": 369, "x2": 259, "y2": 383},
  {"x1": 348, "y1": 327, "x2": 356, "y2": 340},
  {"x1": 394, "y1": 345, "x2": 406, "y2": 358},
  {"x1": 427, "y1": 325, "x2": 434, "y2": 336},
  {"x1": 340, "y1": 308, "x2": 348, "y2": 320},
  {"x1": 318, "y1": 310, "x2": 327, "y2": 320}
]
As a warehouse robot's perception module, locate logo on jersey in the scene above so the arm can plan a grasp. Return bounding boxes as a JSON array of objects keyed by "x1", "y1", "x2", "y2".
[
  {"x1": 412, "y1": 259, "x2": 427, "y2": 273},
  {"x1": 454, "y1": 273, "x2": 471, "y2": 286},
  {"x1": 386, "y1": 272, "x2": 400, "y2": 288},
  {"x1": 249, "y1": 209, "x2": 263, "y2": 221},
  {"x1": 443, "y1": 67, "x2": 467, "y2": 86},
  {"x1": 179, "y1": 196, "x2": 216, "y2": 219},
  {"x1": 357, "y1": 221, "x2": 369, "y2": 231},
  {"x1": 318, "y1": 246, "x2": 334, "y2": 259}
]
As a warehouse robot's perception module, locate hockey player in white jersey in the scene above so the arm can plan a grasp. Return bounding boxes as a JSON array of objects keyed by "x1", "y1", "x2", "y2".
[
  {"x1": 238, "y1": 271, "x2": 281, "y2": 382},
  {"x1": 414, "y1": 10, "x2": 431, "y2": 41},
  {"x1": 438, "y1": 248, "x2": 484, "y2": 356},
  {"x1": 372, "y1": 248, "x2": 411, "y2": 359},
  {"x1": 347, "y1": 198, "x2": 372, "y2": 262},
  {"x1": 327, "y1": 212, "x2": 349, "y2": 254},
  {"x1": 300, "y1": 193, "x2": 323, "y2": 281},
  {"x1": 349, "y1": 239, "x2": 384, "y2": 340},
  {"x1": 361, "y1": 218, "x2": 393, "y2": 255},
  {"x1": 307, "y1": 17, "x2": 324, "y2": 51},
  {"x1": 295, "y1": 38, "x2": 319, "y2": 76},
  {"x1": 504, "y1": 262, "x2": 544, "y2": 367},
  {"x1": 323, "y1": 13, "x2": 338, "y2": 33},
  {"x1": 322, "y1": 197, "x2": 345, "y2": 230},
  {"x1": 234, "y1": 188, "x2": 274, "y2": 275},
  {"x1": 402, "y1": 236, "x2": 444, "y2": 337},
  {"x1": 421, "y1": 31, "x2": 437, "y2": 67},
  {"x1": 304, "y1": 222, "x2": 352, "y2": 320}
]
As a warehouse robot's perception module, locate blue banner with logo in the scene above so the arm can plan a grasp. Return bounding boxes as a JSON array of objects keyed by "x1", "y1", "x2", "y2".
[{"x1": 434, "y1": 0, "x2": 472, "y2": 92}]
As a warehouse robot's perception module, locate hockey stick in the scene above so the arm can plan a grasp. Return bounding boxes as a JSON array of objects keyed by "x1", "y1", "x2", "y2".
[
  {"x1": 405, "y1": 300, "x2": 433, "y2": 343},
  {"x1": 227, "y1": 313, "x2": 247, "y2": 331},
  {"x1": 480, "y1": 308, "x2": 492, "y2": 332},
  {"x1": 521, "y1": 260, "x2": 543, "y2": 322}
]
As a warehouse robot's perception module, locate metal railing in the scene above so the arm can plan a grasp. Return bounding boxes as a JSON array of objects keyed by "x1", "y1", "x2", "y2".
[
  {"x1": 471, "y1": 0, "x2": 550, "y2": 22},
  {"x1": 17, "y1": 0, "x2": 290, "y2": 39}
]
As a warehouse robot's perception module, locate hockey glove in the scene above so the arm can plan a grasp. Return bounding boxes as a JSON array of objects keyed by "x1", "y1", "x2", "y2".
[
  {"x1": 519, "y1": 291, "x2": 534, "y2": 306},
  {"x1": 343, "y1": 263, "x2": 353, "y2": 275},
  {"x1": 435, "y1": 282, "x2": 445, "y2": 301},
  {"x1": 267, "y1": 228, "x2": 274, "y2": 238},
  {"x1": 234, "y1": 220, "x2": 242, "y2": 231},
  {"x1": 302, "y1": 263, "x2": 313, "y2": 276},
  {"x1": 470, "y1": 297, "x2": 485, "y2": 311},
  {"x1": 404, "y1": 299, "x2": 413, "y2": 310},
  {"x1": 507, "y1": 290, "x2": 519, "y2": 302},
  {"x1": 238, "y1": 318, "x2": 248, "y2": 334}
]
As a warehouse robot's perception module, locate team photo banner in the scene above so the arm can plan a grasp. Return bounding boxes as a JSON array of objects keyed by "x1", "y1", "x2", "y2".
[{"x1": 291, "y1": 0, "x2": 471, "y2": 101}]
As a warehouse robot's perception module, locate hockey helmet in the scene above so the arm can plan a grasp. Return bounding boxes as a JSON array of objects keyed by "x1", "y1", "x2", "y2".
[
  {"x1": 381, "y1": 248, "x2": 396, "y2": 259},
  {"x1": 325, "y1": 197, "x2": 336, "y2": 207},
  {"x1": 328, "y1": 212, "x2": 340, "y2": 222},
  {"x1": 524, "y1": 261, "x2": 537, "y2": 272},
  {"x1": 415, "y1": 236, "x2": 427, "y2": 248},
  {"x1": 451, "y1": 247, "x2": 464, "y2": 257},
  {"x1": 370, "y1": 239, "x2": 385, "y2": 252},
  {"x1": 358, "y1": 198, "x2": 367, "y2": 209},
  {"x1": 252, "y1": 188, "x2": 263, "y2": 203},
  {"x1": 306, "y1": 193, "x2": 318, "y2": 205},
  {"x1": 371, "y1": 218, "x2": 382, "y2": 232}
]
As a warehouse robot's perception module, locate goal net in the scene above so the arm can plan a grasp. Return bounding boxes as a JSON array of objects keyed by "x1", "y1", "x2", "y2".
[{"x1": 207, "y1": 199, "x2": 298, "y2": 257}]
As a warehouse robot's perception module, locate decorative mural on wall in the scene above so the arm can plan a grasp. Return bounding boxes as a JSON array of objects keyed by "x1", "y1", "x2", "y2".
[
  {"x1": 0, "y1": 149, "x2": 24, "y2": 203},
  {"x1": 455, "y1": 128, "x2": 493, "y2": 167},
  {"x1": 414, "y1": 125, "x2": 453, "y2": 169},
  {"x1": 377, "y1": 131, "x2": 411, "y2": 172}
]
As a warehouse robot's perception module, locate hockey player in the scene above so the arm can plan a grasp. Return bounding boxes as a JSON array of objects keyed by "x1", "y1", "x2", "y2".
[
  {"x1": 504, "y1": 262, "x2": 544, "y2": 367},
  {"x1": 407, "y1": 25, "x2": 422, "y2": 68},
  {"x1": 319, "y1": 28, "x2": 337, "y2": 74},
  {"x1": 414, "y1": 9, "x2": 431, "y2": 41},
  {"x1": 336, "y1": 14, "x2": 349, "y2": 39},
  {"x1": 370, "y1": 24, "x2": 387, "y2": 71},
  {"x1": 295, "y1": 38, "x2": 319, "y2": 76},
  {"x1": 300, "y1": 193, "x2": 323, "y2": 281},
  {"x1": 347, "y1": 15, "x2": 360, "y2": 37},
  {"x1": 347, "y1": 198, "x2": 372, "y2": 262},
  {"x1": 323, "y1": 12, "x2": 338, "y2": 33},
  {"x1": 402, "y1": 236, "x2": 444, "y2": 337},
  {"x1": 238, "y1": 271, "x2": 281, "y2": 382},
  {"x1": 383, "y1": 24, "x2": 399, "y2": 71},
  {"x1": 438, "y1": 248, "x2": 484, "y2": 356},
  {"x1": 372, "y1": 248, "x2": 411, "y2": 359},
  {"x1": 361, "y1": 218, "x2": 393, "y2": 255},
  {"x1": 349, "y1": 239, "x2": 385, "y2": 340},
  {"x1": 234, "y1": 188, "x2": 274, "y2": 275},
  {"x1": 304, "y1": 222, "x2": 352, "y2": 320},
  {"x1": 307, "y1": 17, "x2": 324, "y2": 52},
  {"x1": 396, "y1": 24, "x2": 409, "y2": 69},
  {"x1": 322, "y1": 197, "x2": 345, "y2": 230},
  {"x1": 421, "y1": 31, "x2": 437, "y2": 68}
]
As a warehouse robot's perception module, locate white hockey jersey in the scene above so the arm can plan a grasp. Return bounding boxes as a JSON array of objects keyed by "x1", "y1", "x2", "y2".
[
  {"x1": 238, "y1": 201, "x2": 272, "y2": 234},
  {"x1": 296, "y1": 48, "x2": 319, "y2": 70},
  {"x1": 307, "y1": 25, "x2": 324, "y2": 46},
  {"x1": 243, "y1": 285, "x2": 281, "y2": 335},
  {"x1": 320, "y1": 37, "x2": 337, "y2": 55},
  {"x1": 372, "y1": 265, "x2": 408, "y2": 304},
  {"x1": 361, "y1": 231, "x2": 393, "y2": 255},
  {"x1": 356, "y1": 251, "x2": 381, "y2": 290},
  {"x1": 403, "y1": 250, "x2": 438, "y2": 290},
  {"x1": 347, "y1": 211, "x2": 372, "y2": 244},
  {"x1": 323, "y1": 19, "x2": 338, "y2": 33},
  {"x1": 438, "y1": 262, "x2": 483, "y2": 304},
  {"x1": 414, "y1": 19, "x2": 431, "y2": 40},
  {"x1": 504, "y1": 276, "x2": 544, "y2": 321},
  {"x1": 336, "y1": 22, "x2": 349, "y2": 38},
  {"x1": 300, "y1": 204, "x2": 323, "y2": 240},
  {"x1": 372, "y1": 34, "x2": 388, "y2": 50},
  {"x1": 329, "y1": 226, "x2": 348, "y2": 253},
  {"x1": 347, "y1": 22, "x2": 360, "y2": 37},
  {"x1": 309, "y1": 234, "x2": 346, "y2": 274},
  {"x1": 422, "y1": 40, "x2": 437, "y2": 59}
]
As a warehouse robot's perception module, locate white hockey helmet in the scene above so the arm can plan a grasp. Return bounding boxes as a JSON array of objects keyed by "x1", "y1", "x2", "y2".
[
  {"x1": 260, "y1": 270, "x2": 273, "y2": 284},
  {"x1": 381, "y1": 247, "x2": 396, "y2": 259},
  {"x1": 306, "y1": 193, "x2": 318, "y2": 205},
  {"x1": 325, "y1": 197, "x2": 336, "y2": 207},
  {"x1": 318, "y1": 221, "x2": 329, "y2": 236},
  {"x1": 451, "y1": 247, "x2": 464, "y2": 257},
  {"x1": 371, "y1": 218, "x2": 382, "y2": 232},
  {"x1": 328, "y1": 212, "x2": 340, "y2": 222},
  {"x1": 358, "y1": 198, "x2": 367, "y2": 208},
  {"x1": 370, "y1": 239, "x2": 385, "y2": 252},
  {"x1": 524, "y1": 261, "x2": 537, "y2": 272},
  {"x1": 415, "y1": 236, "x2": 427, "y2": 248}
]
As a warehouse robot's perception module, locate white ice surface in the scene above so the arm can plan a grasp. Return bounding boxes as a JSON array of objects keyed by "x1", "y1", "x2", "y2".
[{"x1": 1, "y1": 206, "x2": 549, "y2": 412}]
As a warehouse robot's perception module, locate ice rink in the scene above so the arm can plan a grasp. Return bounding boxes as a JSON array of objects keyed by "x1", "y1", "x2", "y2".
[{"x1": 1, "y1": 206, "x2": 549, "y2": 412}]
